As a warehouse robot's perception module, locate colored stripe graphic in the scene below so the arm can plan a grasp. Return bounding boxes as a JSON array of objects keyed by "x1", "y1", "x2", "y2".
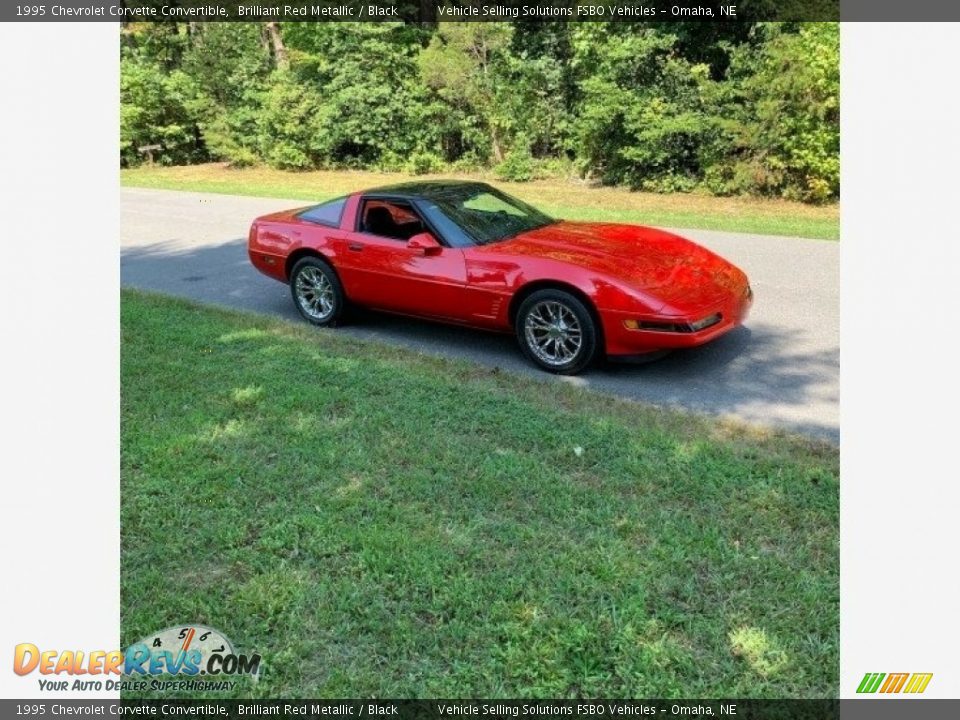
[
  {"x1": 880, "y1": 673, "x2": 909, "y2": 693},
  {"x1": 857, "y1": 672, "x2": 932, "y2": 694},
  {"x1": 857, "y1": 673, "x2": 885, "y2": 693},
  {"x1": 904, "y1": 673, "x2": 934, "y2": 693}
]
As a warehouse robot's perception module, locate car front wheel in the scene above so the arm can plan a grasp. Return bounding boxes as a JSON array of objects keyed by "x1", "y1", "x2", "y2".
[
  {"x1": 290, "y1": 257, "x2": 345, "y2": 327},
  {"x1": 515, "y1": 289, "x2": 598, "y2": 374}
]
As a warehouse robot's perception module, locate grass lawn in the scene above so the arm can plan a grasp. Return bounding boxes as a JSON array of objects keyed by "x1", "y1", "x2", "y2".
[
  {"x1": 121, "y1": 290, "x2": 838, "y2": 698},
  {"x1": 121, "y1": 164, "x2": 839, "y2": 241}
]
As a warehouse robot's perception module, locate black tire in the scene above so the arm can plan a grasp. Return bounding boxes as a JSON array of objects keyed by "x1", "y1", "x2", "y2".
[
  {"x1": 289, "y1": 256, "x2": 346, "y2": 327},
  {"x1": 515, "y1": 289, "x2": 599, "y2": 374}
]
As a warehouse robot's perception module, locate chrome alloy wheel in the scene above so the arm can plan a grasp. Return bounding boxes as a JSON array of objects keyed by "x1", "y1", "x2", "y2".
[
  {"x1": 523, "y1": 300, "x2": 583, "y2": 367},
  {"x1": 294, "y1": 266, "x2": 335, "y2": 321}
]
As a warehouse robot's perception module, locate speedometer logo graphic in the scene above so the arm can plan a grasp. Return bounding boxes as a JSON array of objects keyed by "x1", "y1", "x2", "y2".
[
  {"x1": 125, "y1": 624, "x2": 260, "y2": 678},
  {"x1": 140, "y1": 625, "x2": 234, "y2": 661}
]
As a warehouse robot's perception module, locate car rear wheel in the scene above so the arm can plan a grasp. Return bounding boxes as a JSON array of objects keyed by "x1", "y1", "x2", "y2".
[
  {"x1": 516, "y1": 289, "x2": 598, "y2": 374},
  {"x1": 290, "y1": 257, "x2": 345, "y2": 327}
]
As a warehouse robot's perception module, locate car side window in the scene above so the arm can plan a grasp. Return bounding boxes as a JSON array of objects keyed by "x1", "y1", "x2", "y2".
[
  {"x1": 298, "y1": 196, "x2": 347, "y2": 227},
  {"x1": 359, "y1": 200, "x2": 424, "y2": 241}
]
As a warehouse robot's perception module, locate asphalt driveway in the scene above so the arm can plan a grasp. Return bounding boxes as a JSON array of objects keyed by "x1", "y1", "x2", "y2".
[{"x1": 121, "y1": 187, "x2": 839, "y2": 441}]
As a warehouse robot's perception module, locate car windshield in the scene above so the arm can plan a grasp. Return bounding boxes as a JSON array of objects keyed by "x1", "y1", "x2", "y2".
[{"x1": 418, "y1": 186, "x2": 555, "y2": 246}]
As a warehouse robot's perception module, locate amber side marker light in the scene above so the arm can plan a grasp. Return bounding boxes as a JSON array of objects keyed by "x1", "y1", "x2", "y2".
[
  {"x1": 624, "y1": 313, "x2": 722, "y2": 334},
  {"x1": 690, "y1": 312, "x2": 722, "y2": 331}
]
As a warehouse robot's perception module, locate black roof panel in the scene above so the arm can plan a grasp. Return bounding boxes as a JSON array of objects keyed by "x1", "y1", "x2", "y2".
[{"x1": 362, "y1": 179, "x2": 491, "y2": 199}]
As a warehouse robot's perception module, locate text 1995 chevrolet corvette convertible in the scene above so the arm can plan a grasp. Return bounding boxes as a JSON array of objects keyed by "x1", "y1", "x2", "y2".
[{"x1": 248, "y1": 181, "x2": 752, "y2": 374}]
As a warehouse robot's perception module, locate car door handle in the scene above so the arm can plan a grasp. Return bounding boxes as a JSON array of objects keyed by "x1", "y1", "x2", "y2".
[{"x1": 348, "y1": 242, "x2": 364, "y2": 252}]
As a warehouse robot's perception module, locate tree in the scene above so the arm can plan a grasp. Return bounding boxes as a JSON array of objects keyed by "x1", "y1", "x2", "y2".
[
  {"x1": 178, "y1": 23, "x2": 272, "y2": 166},
  {"x1": 282, "y1": 23, "x2": 428, "y2": 167},
  {"x1": 117, "y1": 19, "x2": 840, "y2": 202},
  {"x1": 571, "y1": 26, "x2": 723, "y2": 192},
  {"x1": 120, "y1": 56, "x2": 202, "y2": 166},
  {"x1": 727, "y1": 23, "x2": 840, "y2": 201},
  {"x1": 419, "y1": 23, "x2": 514, "y2": 162}
]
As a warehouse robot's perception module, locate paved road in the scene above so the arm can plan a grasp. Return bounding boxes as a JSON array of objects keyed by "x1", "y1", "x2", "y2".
[{"x1": 121, "y1": 188, "x2": 839, "y2": 441}]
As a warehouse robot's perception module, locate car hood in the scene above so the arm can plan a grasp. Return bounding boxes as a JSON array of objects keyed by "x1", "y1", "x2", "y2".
[{"x1": 499, "y1": 221, "x2": 748, "y2": 313}]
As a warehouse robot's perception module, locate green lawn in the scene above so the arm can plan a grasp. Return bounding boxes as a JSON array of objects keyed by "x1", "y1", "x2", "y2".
[
  {"x1": 121, "y1": 291, "x2": 839, "y2": 698},
  {"x1": 121, "y1": 164, "x2": 840, "y2": 240}
]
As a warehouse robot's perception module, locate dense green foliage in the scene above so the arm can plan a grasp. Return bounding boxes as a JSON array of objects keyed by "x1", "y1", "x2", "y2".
[{"x1": 120, "y1": 22, "x2": 839, "y2": 202}]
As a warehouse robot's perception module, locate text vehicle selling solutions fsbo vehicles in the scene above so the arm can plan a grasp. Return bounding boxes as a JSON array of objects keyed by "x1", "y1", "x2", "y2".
[{"x1": 248, "y1": 181, "x2": 752, "y2": 374}]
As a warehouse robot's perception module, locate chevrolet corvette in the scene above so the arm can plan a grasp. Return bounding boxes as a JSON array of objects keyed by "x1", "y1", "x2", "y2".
[{"x1": 248, "y1": 181, "x2": 752, "y2": 374}]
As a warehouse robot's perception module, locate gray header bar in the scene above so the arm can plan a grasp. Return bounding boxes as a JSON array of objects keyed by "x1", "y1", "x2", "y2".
[
  {"x1": 0, "y1": 0, "x2": 855, "y2": 24},
  {"x1": 4, "y1": 0, "x2": 958, "y2": 22},
  {"x1": 1, "y1": 3, "x2": 957, "y2": 34},
  {"x1": 6, "y1": 0, "x2": 960, "y2": 22}
]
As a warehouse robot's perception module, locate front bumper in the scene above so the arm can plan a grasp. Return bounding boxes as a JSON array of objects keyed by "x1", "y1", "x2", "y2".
[{"x1": 601, "y1": 288, "x2": 753, "y2": 357}]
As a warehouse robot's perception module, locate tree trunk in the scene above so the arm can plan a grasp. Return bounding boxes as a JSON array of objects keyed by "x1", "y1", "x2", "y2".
[
  {"x1": 418, "y1": 0, "x2": 436, "y2": 26},
  {"x1": 491, "y1": 126, "x2": 504, "y2": 163},
  {"x1": 264, "y1": 22, "x2": 288, "y2": 70}
]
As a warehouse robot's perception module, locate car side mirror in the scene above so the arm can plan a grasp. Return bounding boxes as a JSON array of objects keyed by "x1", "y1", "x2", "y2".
[{"x1": 407, "y1": 232, "x2": 442, "y2": 256}]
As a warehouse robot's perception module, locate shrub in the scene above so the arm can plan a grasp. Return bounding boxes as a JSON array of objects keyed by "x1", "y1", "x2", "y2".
[
  {"x1": 449, "y1": 153, "x2": 485, "y2": 174},
  {"x1": 197, "y1": 106, "x2": 261, "y2": 168},
  {"x1": 571, "y1": 28, "x2": 724, "y2": 192},
  {"x1": 727, "y1": 23, "x2": 840, "y2": 202},
  {"x1": 533, "y1": 156, "x2": 577, "y2": 180},
  {"x1": 495, "y1": 142, "x2": 536, "y2": 182},
  {"x1": 406, "y1": 151, "x2": 445, "y2": 175},
  {"x1": 257, "y1": 72, "x2": 324, "y2": 170},
  {"x1": 120, "y1": 58, "x2": 204, "y2": 166}
]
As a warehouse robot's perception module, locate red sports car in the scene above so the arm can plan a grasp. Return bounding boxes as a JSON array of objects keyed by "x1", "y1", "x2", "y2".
[{"x1": 248, "y1": 181, "x2": 752, "y2": 374}]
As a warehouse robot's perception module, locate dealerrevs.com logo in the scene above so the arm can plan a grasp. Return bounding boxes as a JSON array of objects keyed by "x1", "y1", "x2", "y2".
[
  {"x1": 14, "y1": 624, "x2": 261, "y2": 693},
  {"x1": 857, "y1": 672, "x2": 933, "y2": 694}
]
